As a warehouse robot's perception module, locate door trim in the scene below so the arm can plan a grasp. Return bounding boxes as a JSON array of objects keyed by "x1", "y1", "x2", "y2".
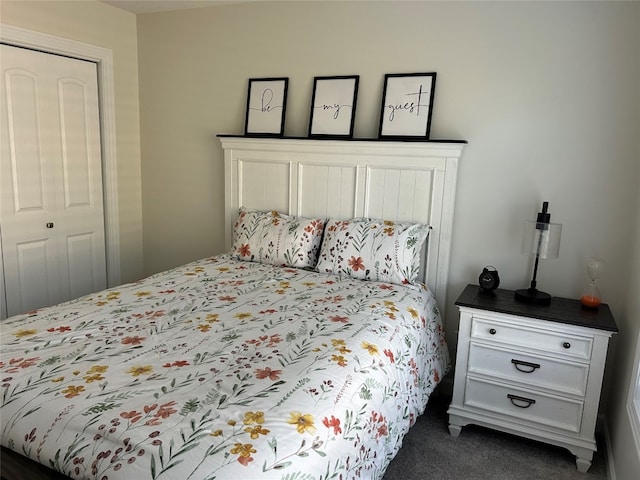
[{"x1": 0, "y1": 23, "x2": 121, "y2": 318}]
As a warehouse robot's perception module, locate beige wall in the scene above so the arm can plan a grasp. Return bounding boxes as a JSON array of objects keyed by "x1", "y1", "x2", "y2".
[
  {"x1": 0, "y1": 0, "x2": 144, "y2": 284},
  {"x1": 136, "y1": 1, "x2": 640, "y2": 477},
  {"x1": 137, "y1": 1, "x2": 638, "y2": 307},
  {"x1": 608, "y1": 187, "x2": 640, "y2": 480},
  {"x1": 1, "y1": 0, "x2": 638, "y2": 477}
]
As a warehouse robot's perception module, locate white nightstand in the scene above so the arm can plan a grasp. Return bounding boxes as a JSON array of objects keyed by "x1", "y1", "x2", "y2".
[{"x1": 447, "y1": 284, "x2": 617, "y2": 472}]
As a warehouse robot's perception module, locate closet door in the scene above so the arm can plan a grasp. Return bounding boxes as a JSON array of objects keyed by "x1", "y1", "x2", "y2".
[{"x1": 0, "y1": 44, "x2": 106, "y2": 317}]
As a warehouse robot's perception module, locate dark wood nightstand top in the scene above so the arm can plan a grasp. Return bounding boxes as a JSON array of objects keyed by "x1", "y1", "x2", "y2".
[{"x1": 455, "y1": 284, "x2": 618, "y2": 333}]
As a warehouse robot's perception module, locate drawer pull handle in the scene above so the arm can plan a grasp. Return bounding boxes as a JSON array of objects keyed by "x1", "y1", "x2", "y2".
[
  {"x1": 511, "y1": 359, "x2": 541, "y2": 373},
  {"x1": 563, "y1": 342, "x2": 571, "y2": 349},
  {"x1": 507, "y1": 394, "x2": 536, "y2": 408},
  {"x1": 489, "y1": 328, "x2": 497, "y2": 335}
]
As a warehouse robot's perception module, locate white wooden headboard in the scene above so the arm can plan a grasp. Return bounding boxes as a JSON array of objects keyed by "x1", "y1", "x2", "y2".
[{"x1": 219, "y1": 136, "x2": 465, "y2": 317}]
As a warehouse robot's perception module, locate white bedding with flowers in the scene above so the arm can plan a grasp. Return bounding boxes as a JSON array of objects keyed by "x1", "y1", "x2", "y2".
[{"x1": 1, "y1": 254, "x2": 449, "y2": 480}]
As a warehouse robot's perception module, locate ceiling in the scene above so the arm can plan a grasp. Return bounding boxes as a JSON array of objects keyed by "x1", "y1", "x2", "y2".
[{"x1": 100, "y1": 1, "x2": 253, "y2": 14}]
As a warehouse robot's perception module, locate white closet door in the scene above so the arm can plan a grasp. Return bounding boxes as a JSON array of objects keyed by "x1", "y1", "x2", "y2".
[{"x1": 0, "y1": 44, "x2": 106, "y2": 316}]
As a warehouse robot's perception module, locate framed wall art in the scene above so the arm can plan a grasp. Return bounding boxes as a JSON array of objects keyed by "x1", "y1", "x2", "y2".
[
  {"x1": 308, "y1": 75, "x2": 359, "y2": 138},
  {"x1": 244, "y1": 77, "x2": 289, "y2": 137},
  {"x1": 378, "y1": 72, "x2": 436, "y2": 140}
]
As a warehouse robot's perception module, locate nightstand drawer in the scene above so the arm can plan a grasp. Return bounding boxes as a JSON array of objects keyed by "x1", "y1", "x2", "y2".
[
  {"x1": 471, "y1": 316, "x2": 592, "y2": 361},
  {"x1": 464, "y1": 377, "x2": 583, "y2": 433},
  {"x1": 468, "y1": 343, "x2": 589, "y2": 396}
]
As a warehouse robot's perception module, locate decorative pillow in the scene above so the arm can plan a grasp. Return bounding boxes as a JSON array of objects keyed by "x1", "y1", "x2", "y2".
[
  {"x1": 232, "y1": 208, "x2": 325, "y2": 269},
  {"x1": 316, "y1": 218, "x2": 430, "y2": 285}
]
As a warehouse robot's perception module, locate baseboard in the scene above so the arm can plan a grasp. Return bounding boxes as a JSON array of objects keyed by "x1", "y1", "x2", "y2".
[{"x1": 597, "y1": 413, "x2": 617, "y2": 480}]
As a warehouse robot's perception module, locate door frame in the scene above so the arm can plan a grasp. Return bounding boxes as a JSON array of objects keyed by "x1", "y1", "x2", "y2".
[{"x1": 0, "y1": 24, "x2": 121, "y2": 319}]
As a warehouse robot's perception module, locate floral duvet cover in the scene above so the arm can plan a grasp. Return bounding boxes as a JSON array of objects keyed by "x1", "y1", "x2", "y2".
[{"x1": 1, "y1": 255, "x2": 449, "y2": 480}]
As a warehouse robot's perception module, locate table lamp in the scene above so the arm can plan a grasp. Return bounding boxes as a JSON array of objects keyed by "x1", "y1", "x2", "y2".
[{"x1": 514, "y1": 201, "x2": 562, "y2": 306}]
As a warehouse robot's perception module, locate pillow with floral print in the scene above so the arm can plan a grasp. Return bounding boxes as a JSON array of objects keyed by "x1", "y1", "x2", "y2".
[
  {"x1": 316, "y1": 218, "x2": 430, "y2": 285},
  {"x1": 232, "y1": 208, "x2": 325, "y2": 269}
]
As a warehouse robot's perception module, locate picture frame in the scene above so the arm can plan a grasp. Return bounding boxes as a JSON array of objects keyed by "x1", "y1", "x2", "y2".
[
  {"x1": 244, "y1": 77, "x2": 289, "y2": 137},
  {"x1": 308, "y1": 75, "x2": 359, "y2": 138},
  {"x1": 378, "y1": 72, "x2": 437, "y2": 140}
]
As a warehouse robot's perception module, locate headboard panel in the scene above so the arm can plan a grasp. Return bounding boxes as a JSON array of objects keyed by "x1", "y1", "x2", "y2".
[{"x1": 219, "y1": 136, "x2": 465, "y2": 317}]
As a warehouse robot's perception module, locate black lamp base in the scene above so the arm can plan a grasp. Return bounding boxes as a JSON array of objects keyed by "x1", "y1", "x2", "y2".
[{"x1": 514, "y1": 288, "x2": 552, "y2": 306}]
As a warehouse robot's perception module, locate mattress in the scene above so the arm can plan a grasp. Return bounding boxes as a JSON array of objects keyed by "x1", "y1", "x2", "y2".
[{"x1": 1, "y1": 254, "x2": 449, "y2": 479}]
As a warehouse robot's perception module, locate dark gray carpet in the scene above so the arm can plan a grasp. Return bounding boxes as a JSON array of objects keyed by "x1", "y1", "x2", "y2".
[{"x1": 383, "y1": 392, "x2": 607, "y2": 480}]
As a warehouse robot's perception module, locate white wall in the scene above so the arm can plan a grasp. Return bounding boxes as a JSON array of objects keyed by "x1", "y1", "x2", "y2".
[
  {"x1": 136, "y1": 1, "x2": 639, "y2": 476},
  {"x1": 0, "y1": 0, "x2": 144, "y2": 284},
  {"x1": 137, "y1": 1, "x2": 638, "y2": 316},
  {"x1": 2, "y1": 0, "x2": 637, "y2": 477},
  {"x1": 607, "y1": 187, "x2": 640, "y2": 479}
]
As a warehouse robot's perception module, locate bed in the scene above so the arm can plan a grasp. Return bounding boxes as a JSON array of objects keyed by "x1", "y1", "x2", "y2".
[{"x1": 1, "y1": 136, "x2": 465, "y2": 480}]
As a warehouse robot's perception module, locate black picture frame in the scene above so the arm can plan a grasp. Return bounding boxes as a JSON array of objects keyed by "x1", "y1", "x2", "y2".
[
  {"x1": 308, "y1": 75, "x2": 359, "y2": 138},
  {"x1": 244, "y1": 77, "x2": 289, "y2": 137},
  {"x1": 378, "y1": 72, "x2": 436, "y2": 140}
]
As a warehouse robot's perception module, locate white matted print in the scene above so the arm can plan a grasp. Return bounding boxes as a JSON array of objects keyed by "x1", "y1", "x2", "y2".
[
  {"x1": 378, "y1": 73, "x2": 436, "y2": 139},
  {"x1": 308, "y1": 75, "x2": 359, "y2": 138},
  {"x1": 244, "y1": 77, "x2": 288, "y2": 136}
]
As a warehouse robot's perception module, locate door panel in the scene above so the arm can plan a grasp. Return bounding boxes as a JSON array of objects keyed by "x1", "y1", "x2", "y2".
[
  {"x1": 14, "y1": 238, "x2": 61, "y2": 313},
  {"x1": 1, "y1": 44, "x2": 106, "y2": 317},
  {"x1": 65, "y1": 232, "x2": 99, "y2": 298},
  {"x1": 60, "y1": 78, "x2": 95, "y2": 207},
  {"x1": 4, "y1": 70, "x2": 46, "y2": 213}
]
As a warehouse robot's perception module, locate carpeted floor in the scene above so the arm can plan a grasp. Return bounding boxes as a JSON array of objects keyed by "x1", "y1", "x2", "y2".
[{"x1": 383, "y1": 392, "x2": 607, "y2": 480}]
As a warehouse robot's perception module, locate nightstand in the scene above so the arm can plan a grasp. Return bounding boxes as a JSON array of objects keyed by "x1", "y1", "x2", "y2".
[{"x1": 447, "y1": 284, "x2": 617, "y2": 472}]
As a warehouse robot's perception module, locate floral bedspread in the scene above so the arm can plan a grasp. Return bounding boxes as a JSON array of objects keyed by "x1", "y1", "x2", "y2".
[{"x1": 1, "y1": 255, "x2": 449, "y2": 480}]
